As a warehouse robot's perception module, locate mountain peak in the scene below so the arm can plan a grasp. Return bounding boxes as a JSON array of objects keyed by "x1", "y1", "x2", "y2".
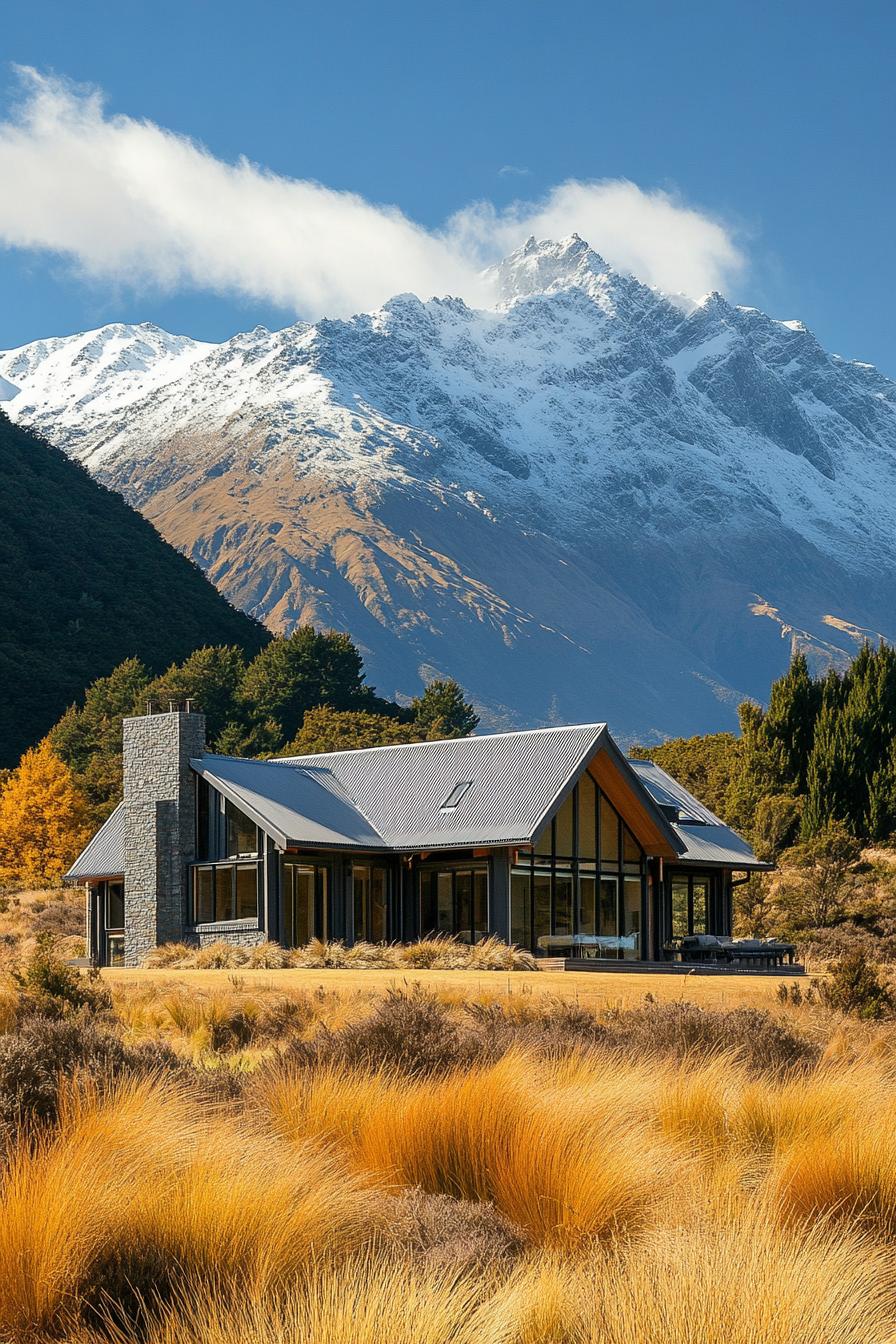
[{"x1": 488, "y1": 234, "x2": 611, "y2": 303}]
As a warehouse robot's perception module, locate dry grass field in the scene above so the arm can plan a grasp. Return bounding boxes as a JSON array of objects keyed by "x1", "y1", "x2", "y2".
[
  {"x1": 3, "y1": 938, "x2": 895, "y2": 1343},
  {"x1": 102, "y1": 963, "x2": 791, "y2": 1010}
]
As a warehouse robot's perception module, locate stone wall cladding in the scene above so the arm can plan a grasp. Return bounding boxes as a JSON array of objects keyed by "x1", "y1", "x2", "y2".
[
  {"x1": 194, "y1": 922, "x2": 267, "y2": 949},
  {"x1": 123, "y1": 711, "x2": 206, "y2": 967}
]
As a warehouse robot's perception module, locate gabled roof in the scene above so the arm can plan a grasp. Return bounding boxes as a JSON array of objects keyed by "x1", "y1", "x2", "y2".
[
  {"x1": 627, "y1": 759, "x2": 771, "y2": 871},
  {"x1": 65, "y1": 802, "x2": 125, "y2": 880},
  {"x1": 194, "y1": 724, "x2": 655, "y2": 853},
  {"x1": 273, "y1": 723, "x2": 614, "y2": 850}
]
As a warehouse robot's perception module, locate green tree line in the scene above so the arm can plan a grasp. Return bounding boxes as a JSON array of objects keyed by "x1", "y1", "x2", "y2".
[{"x1": 50, "y1": 629, "x2": 479, "y2": 824}]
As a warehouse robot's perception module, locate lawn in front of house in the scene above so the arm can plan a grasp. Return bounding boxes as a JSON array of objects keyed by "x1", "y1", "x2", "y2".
[{"x1": 101, "y1": 964, "x2": 792, "y2": 1012}]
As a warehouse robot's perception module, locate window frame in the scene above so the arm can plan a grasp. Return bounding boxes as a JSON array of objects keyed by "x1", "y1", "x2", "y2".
[
  {"x1": 512, "y1": 773, "x2": 646, "y2": 958},
  {"x1": 418, "y1": 862, "x2": 489, "y2": 944},
  {"x1": 191, "y1": 860, "x2": 261, "y2": 925}
]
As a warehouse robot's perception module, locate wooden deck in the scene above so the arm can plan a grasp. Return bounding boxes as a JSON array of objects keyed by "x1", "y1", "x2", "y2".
[{"x1": 538, "y1": 957, "x2": 806, "y2": 976}]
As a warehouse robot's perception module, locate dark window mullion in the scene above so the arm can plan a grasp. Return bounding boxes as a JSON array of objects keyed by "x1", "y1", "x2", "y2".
[
  {"x1": 572, "y1": 783, "x2": 579, "y2": 937},
  {"x1": 550, "y1": 818, "x2": 557, "y2": 935}
]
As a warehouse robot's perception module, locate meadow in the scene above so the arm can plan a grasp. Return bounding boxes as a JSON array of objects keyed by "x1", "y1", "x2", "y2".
[{"x1": 2, "y1": 944, "x2": 896, "y2": 1343}]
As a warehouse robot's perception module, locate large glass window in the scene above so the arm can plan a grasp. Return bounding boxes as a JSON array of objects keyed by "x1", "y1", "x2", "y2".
[
  {"x1": 554, "y1": 795, "x2": 574, "y2": 859},
  {"x1": 353, "y1": 864, "x2": 390, "y2": 943},
  {"x1": 513, "y1": 775, "x2": 645, "y2": 958},
  {"x1": 196, "y1": 779, "x2": 259, "y2": 861},
  {"x1": 510, "y1": 871, "x2": 532, "y2": 949},
  {"x1": 192, "y1": 863, "x2": 260, "y2": 924},
  {"x1": 578, "y1": 773, "x2": 597, "y2": 860},
  {"x1": 579, "y1": 875, "x2": 597, "y2": 935},
  {"x1": 214, "y1": 867, "x2": 232, "y2": 921},
  {"x1": 419, "y1": 866, "x2": 488, "y2": 943},
  {"x1": 554, "y1": 872, "x2": 573, "y2": 936},
  {"x1": 196, "y1": 777, "x2": 211, "y2": 861},
  {"x1": 533, "y1": 872, "x2": 551, "y2": 949},
  {"x1": 225, "y1": 800, "x2": 258, "y2": 858},
  {"x1": 600, "y1": 795, "x2": 620, "y2": 863},
  {"x1": 194, "y1": 867, "x2": 214, "y2": 923}
]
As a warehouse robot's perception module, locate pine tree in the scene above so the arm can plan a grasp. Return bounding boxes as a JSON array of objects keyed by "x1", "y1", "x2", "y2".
[
  {"x1": 0, "y1": 740, "x2": 91, "y2": 888},
  {"x1": 283, "y1": 706, "x2": 420, "y2": 755},
  {"x1": 762, "y1": 652, "x2": 821, "y2": 792},
  {"x1": 411, "y1": 679, "x2": 480, "y2": 739},
  {"x1": 239, "y1": 628, "x2": 371, "y2": 742},
  {"x1": 142, "y1": 645, "x2": 247, "y2": 744}
]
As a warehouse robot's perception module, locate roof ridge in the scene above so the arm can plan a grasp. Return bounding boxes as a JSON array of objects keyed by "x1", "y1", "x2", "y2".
[{"x1": 273, "y1": 721, "x2": 608, "y2": 765}]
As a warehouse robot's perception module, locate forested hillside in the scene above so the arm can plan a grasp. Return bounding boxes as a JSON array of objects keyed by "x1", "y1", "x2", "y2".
[{"x1": 0, "y1": 412, "x2": 268, "y2": 763}]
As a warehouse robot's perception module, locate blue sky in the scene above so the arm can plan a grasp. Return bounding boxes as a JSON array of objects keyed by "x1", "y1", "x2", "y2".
[{"x1": 2, "y1": 0, "x2": 895, "y2": 374}]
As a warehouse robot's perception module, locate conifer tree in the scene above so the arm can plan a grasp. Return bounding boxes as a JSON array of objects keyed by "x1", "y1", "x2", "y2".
[{"x1": 411, "y1": 679, "x2": 480, "y2": 739}]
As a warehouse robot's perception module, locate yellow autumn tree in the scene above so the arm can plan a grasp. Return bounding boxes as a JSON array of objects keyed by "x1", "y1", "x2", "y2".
[{"x1": 0, "y1": 740, "x2": 92, "y2": 888}]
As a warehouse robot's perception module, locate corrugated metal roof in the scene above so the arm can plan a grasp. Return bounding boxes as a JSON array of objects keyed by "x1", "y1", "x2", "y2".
[
  {"x1": 65, "y1": 802, "x2": 125, "y2": 880},
  {"x1": 66, "y1": 730, "x2": 766, "y2": 879},
  {"x1": 627, "y1": 759, "x2": 770, "y2": 870},
  {"x1": 272, "y1": 723, "x2": 608, "y2": 850},
  {"x1": 194, "y1": 755, "x2": 387, "y2": 850}
]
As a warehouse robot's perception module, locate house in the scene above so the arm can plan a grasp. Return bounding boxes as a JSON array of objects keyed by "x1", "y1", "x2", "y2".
[{"x1": 65, "y1": 705, "x2": 770, "y2": 968}]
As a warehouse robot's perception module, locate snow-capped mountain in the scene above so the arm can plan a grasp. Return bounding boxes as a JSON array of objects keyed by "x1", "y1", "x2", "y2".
[{"x1": 3, "y1": 235, "x2": 896, "y2": 741}]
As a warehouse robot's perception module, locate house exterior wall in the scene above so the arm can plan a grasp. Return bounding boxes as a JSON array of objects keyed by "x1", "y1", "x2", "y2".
[
  {"x1": 122, "y1": 710, "x2": 206, "y2": 966},
  {"x1": 84, "y1": 711, "x2": 750, "y2": 965}
]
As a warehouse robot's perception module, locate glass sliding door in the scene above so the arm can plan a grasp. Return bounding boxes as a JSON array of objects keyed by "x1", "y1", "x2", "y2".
[
  {"x1": 622, "y1": 878, "x2": 641, "y2": 960},
  {"x1": 666, "y1": 873, "x2": 713, "y2": 944},
  {"x1": 353, "y1": 863, "x2": 390, "y2": 943},
  {"x1": 692, "y1": 879, "x2": 708, "y2": 934},
  {"x1": 283, "y1": 860, "x2": 329, "y2": 947},
  {"x1": 419, "y1": 866, "x2": 489, "y2": 943},
  {"x1": 671, "y1": 878, "x2": 690, "y2": 939}
]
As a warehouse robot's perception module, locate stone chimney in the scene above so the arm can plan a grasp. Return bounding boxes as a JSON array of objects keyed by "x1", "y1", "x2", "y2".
[{"x1": 122, "y1": 706, "x2": 206, "y2": 966}]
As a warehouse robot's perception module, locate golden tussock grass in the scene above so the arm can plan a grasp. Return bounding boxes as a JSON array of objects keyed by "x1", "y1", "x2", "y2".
[
  {"x1": 7, "y1": 986, "x2": 896, "y2": 1343},
  {"x1": 259, "y1": 1051, "x2": 683, "y2": 1248},
  {"x1": 0, "y1": 1075, "x2": 377, "y2": 1341}
]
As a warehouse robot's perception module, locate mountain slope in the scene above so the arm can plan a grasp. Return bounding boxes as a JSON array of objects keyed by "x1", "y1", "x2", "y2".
[
  {"x1": 3, "y1": 236, "x2": 895, "y2": 742},
  {"x1": 0, "y1": 412, "x2": 268, "y2": 764}
]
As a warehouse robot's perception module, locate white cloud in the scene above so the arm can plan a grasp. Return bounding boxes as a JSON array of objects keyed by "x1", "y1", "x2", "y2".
[
  {"x1": 498, "y1": 164, "x2": 531, "y2": 177},
  {"x1": 0, "y1": 69, "x2": 745, "y2": 319}
]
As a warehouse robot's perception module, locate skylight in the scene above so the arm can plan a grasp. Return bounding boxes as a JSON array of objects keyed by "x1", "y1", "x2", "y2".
[{"x1": 440, "y1": 781, "x2": 473, "y2": 810}]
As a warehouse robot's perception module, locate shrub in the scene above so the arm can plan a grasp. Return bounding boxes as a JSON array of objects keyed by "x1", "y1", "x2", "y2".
[
  {"x1": 284, "y1": 988, "x2": 477, "y2": 1077},
  {"x1": 143, "y1": 942, "x2": 197, "y2": 968},
  {"x1": 254, "y1": 994, "x2": 316, "y2": 1042},
  {"x1": 815, "y1": 949, "x2": 894, "y2": 1019},
  {"x1": 0, "y1": 1014, "x2": 182, "y2": 1135},
  {"x1": 589, "y1": 999, "x2": 819, "y2": 1074},
  {"x1": 384, "y1": 1186, "x2": 526, "y2": 1272},
  {"x1": 13, "y1": 939, "x2": 111, "y2": 1020},
  {"x1": 246, "y1": 941, "x2": 292, "y2": 969},
  {"x1": 30, "y1": 899, "x2": 83, "y2": 942}
]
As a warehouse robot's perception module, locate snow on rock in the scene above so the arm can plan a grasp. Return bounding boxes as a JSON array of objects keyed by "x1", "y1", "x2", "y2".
[{"x1": 2, "y1": 238, "x2": 895, "y2": 739}]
